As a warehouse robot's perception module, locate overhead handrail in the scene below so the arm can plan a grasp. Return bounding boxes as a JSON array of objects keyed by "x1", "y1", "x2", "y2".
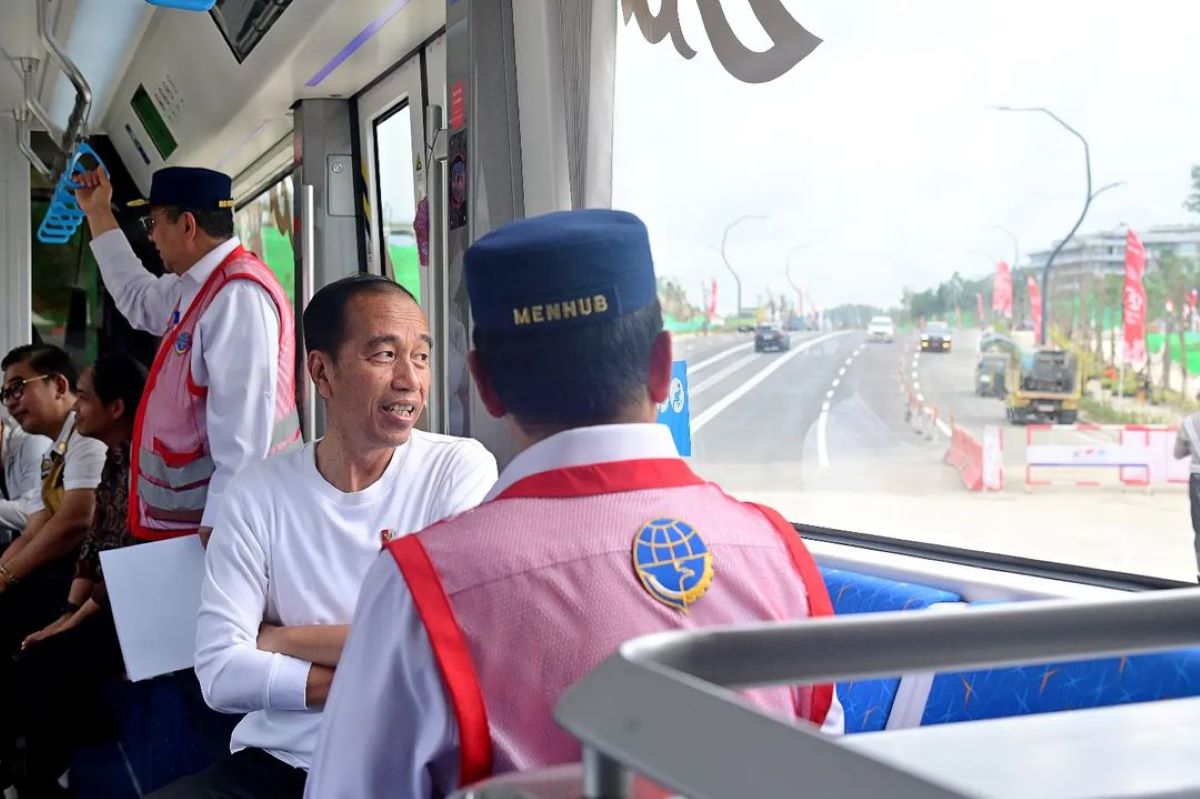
[
  {"x1": 13, "y1": 110, "x2": 52, "y2": 180},
  {"x1": 20, "y1": 56, "x2": 65, "y2": 151},
  {"x1": 555, "y1": 588, "x2": 1200, "y2": 799},
  {"x1": 37, "y1": 0, "x2": 92, "y2": 164}
]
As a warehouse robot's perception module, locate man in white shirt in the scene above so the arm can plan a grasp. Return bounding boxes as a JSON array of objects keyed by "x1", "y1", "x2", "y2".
[
  {"x1": 145, "y1": 275, "x2": 497, "y2": 798},
  {"x1": 306, "y1": 210, "x2": 842, "y2": 799},
  {"x1": 74, "y1": 167, "x2": 299, "y2": 546},
  {"x1": 0, "y1": 408, "x2": 52, "y2": 541},
  {"x1": 0, "y1": 345, "x2": 106, "y2": 657}
]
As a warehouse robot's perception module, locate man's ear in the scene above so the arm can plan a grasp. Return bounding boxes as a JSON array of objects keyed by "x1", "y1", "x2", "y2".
[
  {"x1": 647, "y1": 331, "x2": 672, "y2": 405},
  {"x1": 468, "y1": 351, "x2": 506, "y2": 419},
  {"x1": 308, "y1": 350, "x2": 334, "y2": 401}
]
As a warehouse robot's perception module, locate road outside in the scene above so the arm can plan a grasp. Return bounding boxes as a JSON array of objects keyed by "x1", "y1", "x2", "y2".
[{"x1": 673, "y1": 327, "x2": 1195, "y2": 582}]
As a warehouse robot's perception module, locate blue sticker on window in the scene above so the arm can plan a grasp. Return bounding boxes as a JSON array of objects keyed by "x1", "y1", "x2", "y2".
[{"x1": 656, "y1": 360, "x2": 691, "y2": 457}]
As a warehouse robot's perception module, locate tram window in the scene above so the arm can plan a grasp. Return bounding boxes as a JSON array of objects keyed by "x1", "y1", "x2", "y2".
[
  {"x1": 612, "y1": 1, "x2": 1200, "y2": 582},
  {"x1": 233, "y1": 174, "x2": 295, "y2": 306},
  {"x1": 210, "y1": 0, "x2": 294, "y2": 63},
  {"x1": 373, "y1": 104, "x2": 421, "y2": 302},
  {"x1": 29, "y1": 200, "x2": 101, "y2": 364}
]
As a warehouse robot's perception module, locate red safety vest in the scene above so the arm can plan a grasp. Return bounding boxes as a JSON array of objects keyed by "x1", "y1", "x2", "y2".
[
  {"x1": 129, "y1": 246, "x2": 300, "y2": 540},
  {"x1": 387, "y1": 457, "x2": 834, "y2": 788}
]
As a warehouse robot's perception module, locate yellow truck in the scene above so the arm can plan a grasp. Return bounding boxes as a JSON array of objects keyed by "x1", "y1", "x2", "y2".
[{"x1": 979, "y1": 333, "x2": 1082, "y2": 424}]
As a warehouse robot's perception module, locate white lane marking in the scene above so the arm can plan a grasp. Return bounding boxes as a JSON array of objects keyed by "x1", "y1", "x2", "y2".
[
  {"x1": 911, "y1": 370, "x2": 918, "y2": 380},
  {"x1": 817, "y1": 338, "x2": 869, "y2": 469},
  {"x1": 690, "y1": 352, "x2": 759, "y2": 397},
  {"x1": 913, "y1": 381, "x2": 921, "y2": 391},
  {"x1": 936, "y1": 418, "x2": 953, "y2": 436},
  {"x1": 818, "y1": 409, "x2": 831, "y2": 467},
  {"x1": 688, "y1": 341, "x2": 754, "y2": 376},
  {"x1": 690, "y1": 332, "x2": 844, "y2": 435},
  {"x1": 917, "y1": 393, "x2": 925, "y2": 402}
]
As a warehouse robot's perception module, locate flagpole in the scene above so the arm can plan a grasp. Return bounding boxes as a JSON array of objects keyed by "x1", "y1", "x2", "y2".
[{"x1": 1119, "y1": 343, "x2": 1124, "y2": 400}]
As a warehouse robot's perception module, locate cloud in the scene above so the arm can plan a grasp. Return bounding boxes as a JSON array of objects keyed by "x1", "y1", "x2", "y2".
[{"x1": 613, "y1": 0, "x2": 1200, "y2": 313}]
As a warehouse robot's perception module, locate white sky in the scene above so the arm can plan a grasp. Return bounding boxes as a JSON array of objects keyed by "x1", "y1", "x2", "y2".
[{"x1": 612, "y1": 0, "x2": 1200, "y2": 315}]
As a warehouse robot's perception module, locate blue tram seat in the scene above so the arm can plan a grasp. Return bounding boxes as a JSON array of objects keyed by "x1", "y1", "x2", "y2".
[
  {"x1": 70, "y1": 671, "x2": 238, "y2": 796},
  {"x1": 819, "y1": 568, "x2": 962, "y2": 732},
  {"x1": 922, "y1": 643, "x2": 1200, "y2": 725}
]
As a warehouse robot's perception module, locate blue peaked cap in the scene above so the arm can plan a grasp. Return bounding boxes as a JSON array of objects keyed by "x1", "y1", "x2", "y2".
[
  {"x1": 465, "y1": 209, "x2": 658, "y2": 332},
  {"x1": 127, "y1": 167, "x2": 234, "y2": 211}
]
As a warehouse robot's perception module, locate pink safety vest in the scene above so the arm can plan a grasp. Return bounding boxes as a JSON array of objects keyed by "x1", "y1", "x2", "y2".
[
  {"x1": 386, "y1": 457, "x2": 834, "y2": 789},
  {"x1": 129, "y1": 245, "x2": 301, "y2": 540}
]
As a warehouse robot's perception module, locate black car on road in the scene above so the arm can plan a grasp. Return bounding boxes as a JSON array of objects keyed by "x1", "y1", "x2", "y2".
[
  {"x1": 921, "y1": 321, "x2": 952, "y2": 352},
  {"x1": 755, "y1": 322, "x2": 790, "y2": 353}
]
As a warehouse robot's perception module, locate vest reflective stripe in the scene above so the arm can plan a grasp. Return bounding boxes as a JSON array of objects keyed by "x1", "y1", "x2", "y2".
[
  {"x1": 388, "y1": 534, "x2": 493, "y2": 788},
  {"x1": 136, "y1": 475, "x2": 210, "y2": 512},
  {"x1": 272, "y1": 411, "x2": 302, "y2": 451},
  {"x1": 139, "y1": 449, "x2": 216, "y2": 488}
]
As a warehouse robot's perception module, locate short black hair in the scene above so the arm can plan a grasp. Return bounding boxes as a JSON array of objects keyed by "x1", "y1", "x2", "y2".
[
  {"x1": 303, "y1": 274, "x2": 419, "y2": 358},
  {"x1": 472, "y1": 300, "x2": 663, "y2": 430},
  {"x1": 88, "y1": 354, "x2": 148, "y2": 421},
  {"x1": 163, "y1": 206, "x2": 235, "y2": 240},
  {"x1": 2, "y1": 344, "x2": 81, "y2": 391}
]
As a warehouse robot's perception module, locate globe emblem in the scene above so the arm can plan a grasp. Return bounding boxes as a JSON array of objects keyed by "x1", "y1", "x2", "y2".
[
  {"x1": 669, "y1": 377, "x2": 685, "y2": 413},
  {"x1": 632, "y1": 518, "x2": 715, "y2": 612}
]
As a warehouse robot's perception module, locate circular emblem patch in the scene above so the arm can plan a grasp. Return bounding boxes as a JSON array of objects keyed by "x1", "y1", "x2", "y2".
[
  {"x1": 632, "y1": 518, "x2": 714, "y2": 612},
  {"x1": 174, "y1": 331, "x2": 192, "y2": 355}
]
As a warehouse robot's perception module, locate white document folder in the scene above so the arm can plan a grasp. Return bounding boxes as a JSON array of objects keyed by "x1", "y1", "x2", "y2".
[{"x1": 100, "y1": 534, "x2": 206, "y2": 681}]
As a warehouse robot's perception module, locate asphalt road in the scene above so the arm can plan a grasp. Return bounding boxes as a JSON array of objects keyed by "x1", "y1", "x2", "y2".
[{"x1": 671, "y1": 327, "x2": 1195, "y2": 581}]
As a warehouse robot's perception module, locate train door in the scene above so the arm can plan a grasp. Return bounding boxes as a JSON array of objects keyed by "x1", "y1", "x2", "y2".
[{"x1": 355, "y1": 36, "x2": 448, "y2": 432}]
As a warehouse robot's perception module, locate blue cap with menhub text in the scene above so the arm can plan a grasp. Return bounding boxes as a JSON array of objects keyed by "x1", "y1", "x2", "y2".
[{"x1": 465, "y1": 209, "x2": 658, "y2": 332}]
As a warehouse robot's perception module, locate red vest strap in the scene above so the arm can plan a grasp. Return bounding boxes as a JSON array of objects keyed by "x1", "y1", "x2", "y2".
[
  {"x1": 388, "y1": 535, "x2": 493, "y2": 786},
  {"x1": 496, "y1": 458, "x2": 704, "y2": 500},
  {"x1": 748, "y1": 502, "x2": 835, "y2": 726}
]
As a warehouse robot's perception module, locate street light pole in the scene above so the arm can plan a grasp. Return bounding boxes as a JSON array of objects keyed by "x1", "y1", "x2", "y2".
[
  {"x1": 785, "y1": 243, "x2": 810, "y2": 315},
  {"x1": 722, "y1": 214, "x2": 767, "y2": 317},
  {"x1": 991, "y1": 106, "x2": 1093, "y2": 345}
]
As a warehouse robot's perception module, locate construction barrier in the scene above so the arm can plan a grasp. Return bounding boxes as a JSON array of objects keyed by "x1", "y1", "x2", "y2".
[
  {"x1": 1024, "y1": 424, "x2": 1152, "y2": 490},
  {"x1": 1120, "y1": 425, "x2": 1189, "y2": 486},
  {"x1": 943, "y1": 425, "x2": 1003, "y2": 492},
  {"x1": 982, "y1": 425, "x2": 1004, "y2": 490},
  {"x1": 944, "y1": 425, "x2": 983, "y2": 491}
]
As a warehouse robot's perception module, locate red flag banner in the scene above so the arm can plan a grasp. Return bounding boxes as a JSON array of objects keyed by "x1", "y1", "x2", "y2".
[
  {"x1": 1123, "y1": 230, "x2": 1147, "y2": 366},
  {"x1": 993, "y1": 261, "x2": 1013, "y2": 319},
  {"x1": 976, "y1": 292, "x2": 986, "y2": 326},
  {"x1": 1028, "y1": 275, "x2": 1042, "y2": 342},
  {"x1": 707, "y1": 278, "x2": 718, "y2": 322}
]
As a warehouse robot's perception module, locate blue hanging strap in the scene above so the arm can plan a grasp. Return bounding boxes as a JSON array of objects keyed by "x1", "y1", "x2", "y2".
[
  {"x1": 37, "y1": 142, "x2": 108, "y2": 245},
  {"x1": 144, "y1": 1, "x2": 216, "y2": 10}
]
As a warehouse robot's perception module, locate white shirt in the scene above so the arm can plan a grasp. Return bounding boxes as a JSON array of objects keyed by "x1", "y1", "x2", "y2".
[
  {"x1": 0, "y1": 413, "x2": 53, "y2": 531},
  {"x1": 194, "y1": 431, "x2": 497, "y2": 771},
  {"x1": 306, "y1": 424, "x2": 843, "y2": 799},
  {"x1": 90, "y1": 231, "x2": 281, "y2": 528},
  {"x1": 28, "y1": 411, "x2": 107, "y2": 515}
]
